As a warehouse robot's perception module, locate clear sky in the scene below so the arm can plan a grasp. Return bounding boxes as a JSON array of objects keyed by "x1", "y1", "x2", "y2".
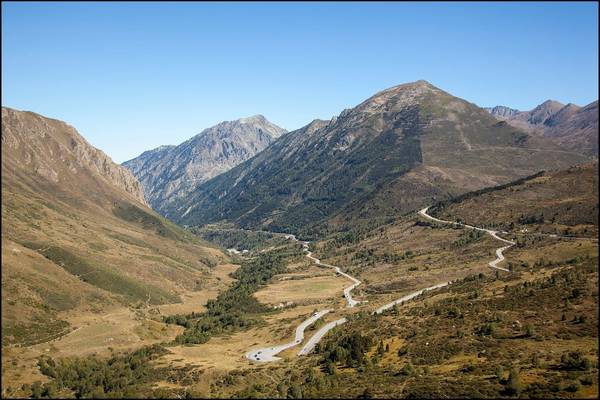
[{"x1": 2, "y1": 2, "x2": 598, "y2": 163}]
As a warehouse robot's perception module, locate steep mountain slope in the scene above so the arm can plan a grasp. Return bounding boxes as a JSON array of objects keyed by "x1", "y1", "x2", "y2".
[
  {"x1": 1, "y1": 107, "x2": 226, "y2": 346},
  {"x1": 170, "y1": 81, "x2": 590, "y2": 235},
  {"x1": 486, "y1": 100, "x2": 598, "y2": 156},
  {"x1": 123, "y1": 115, "x2": 286, "y2": 213},
  {"x1": 2, "y1": 107, "x2": 147, "y2": 205}
]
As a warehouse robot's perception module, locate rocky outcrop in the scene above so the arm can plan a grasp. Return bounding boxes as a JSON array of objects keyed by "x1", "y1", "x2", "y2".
[
  {"x1": 123, "y1": 115, "x2": 286, "y2": 213},
  {"x1": 1, "y1": 107, "x2": 147, "y2": 205}
]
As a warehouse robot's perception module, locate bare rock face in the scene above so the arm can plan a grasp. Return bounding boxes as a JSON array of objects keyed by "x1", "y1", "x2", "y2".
[
  {"x1": 123, "y1": 115, "x2": 286, "y2": 213},
  {"x1": 1, "y1": 107, "x2": 147, "y2": 205}
]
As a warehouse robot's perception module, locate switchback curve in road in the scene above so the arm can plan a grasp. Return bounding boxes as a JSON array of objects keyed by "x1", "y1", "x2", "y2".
[
  {"x1": 301, "y1": 242, "x2": 362, "y2": 308},
  {"x1": 419, "y1": 207, "x2": 515, "y2": 272},
  {"x1": 245, "y1": 309, "x2": 332, "y2": 362},
  {"x1": 245, "y1": 235, "x2": 364, "y2": 363},
  {"x1": 298, "y1": 317, "x2": 347, "y2": 356}
]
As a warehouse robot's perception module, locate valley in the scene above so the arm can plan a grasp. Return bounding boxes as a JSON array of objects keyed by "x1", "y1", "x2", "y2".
[
  {"x1": 3, "y1": 3, "x2": 598, "y2": 399},
  {"x1": 2, "y1": 84, "x2": 598, "y2": 399}
]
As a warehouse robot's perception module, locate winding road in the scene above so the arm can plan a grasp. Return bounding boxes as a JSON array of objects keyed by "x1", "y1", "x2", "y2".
[
  {"x1": 302, "y1": 241, "x2": 362, "y2": 308},
  {"x1": 245, "y1": 309, "x2": 332, "y2": 362},
  {"x1": 245, "y1": 236, "x2": 363, "y2": 362},
  {"x1": 298, "y1": 317, "x2": 347, "y2": 355},
  {"x1": 418, "y1": 207, "x2": 515, "y2": 272},
  {"x1": 374, "y1": 282, "x2": 450, "y2": 315},
  {"x1": 246, "y1": 206, "x2": 518, "y2": 361}
]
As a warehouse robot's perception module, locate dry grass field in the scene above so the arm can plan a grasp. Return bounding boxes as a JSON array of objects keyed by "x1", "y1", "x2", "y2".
[
  {"x1": 254, "y1": 267, "x2": 349, "y2": 306},
  {"x1": 1, "y1": 262, "x2": 239, "y2": 393}
]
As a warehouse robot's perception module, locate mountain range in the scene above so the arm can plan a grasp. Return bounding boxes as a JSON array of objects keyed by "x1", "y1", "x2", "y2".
[
  {"x1": 485, "y1": 99, "x2": 598, "y2": 156},
  {"x1": 160, "y1": 80, "x2": 591, "y2": 236},
  {"x1": 123, "y1": 115, "x2": 286, "y2": 214}
]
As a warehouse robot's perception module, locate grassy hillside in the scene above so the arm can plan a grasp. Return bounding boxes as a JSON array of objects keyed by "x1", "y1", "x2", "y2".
[
  {"x1": 430, "y1": 162, "x2": 598, "y2": 238},
  {"x1": 1, "y1": 107, "x2": 228, "y2": 351}
]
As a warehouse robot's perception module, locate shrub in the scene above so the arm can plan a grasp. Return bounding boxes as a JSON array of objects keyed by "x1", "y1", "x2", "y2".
[
  {"x1": 287, "y1": 384, "x2": 302, "y2": 399},
  {"x1": 495, "y1": 366, "x2": 504, "y2": 382},
  {"x1": 400, "y1": 361, "x2": 416, "y2": 376},
  {"x1": 475, "y1": 323, "x2": 495, "y2": 336},
  {"x1": 560, "y1": 351, "x2": 592, "y2": 371},
  {"x1": 524, "y1": 324, "x2": 534, "y2": 337},
  {"x1": 505, "y1": 368, "x2": 521, "y2": 396},
  {"x1": 564, "y1": 381, "x2": 581, "y2": 393},
  {"x1": 447, "y1": 306, "x2": 462, "y2": 318},
  {"x1": 31, "y1": 382, "x2": 42, "y2": 399},
  {"x1": 579, "y1": 375, "x2": 594, "y2": 386}
]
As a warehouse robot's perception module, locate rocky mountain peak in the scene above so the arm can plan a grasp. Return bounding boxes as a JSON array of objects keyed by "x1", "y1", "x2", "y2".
[
  {"x1": 539, "y1": 99, "x2": 564, "y2": 108},
  {"x1": 370, "y1": 79, "x2": 439, "y2": 101},
  {"x1": 123, "y1": 115, "x2": 287, "y2": 213},
  {"x1": 332, "y1": 80, "x2": 443, "y2": 127},
  {"x1": 194, "y1": 115, "x2": 287, "y2": 141},
  {"x1": 519, "y1": 100, "x2": 564, "y2": 125}
]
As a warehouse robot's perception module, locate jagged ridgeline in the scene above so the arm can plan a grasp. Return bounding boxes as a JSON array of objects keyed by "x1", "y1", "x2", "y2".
[{"x1": 169, "y1": 81, "x2": 590, "y2": 236}]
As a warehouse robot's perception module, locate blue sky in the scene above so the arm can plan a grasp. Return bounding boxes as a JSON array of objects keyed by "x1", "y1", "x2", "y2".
[{"x1": 2, "y1": 2, "x2": 598, "y2": 163}]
